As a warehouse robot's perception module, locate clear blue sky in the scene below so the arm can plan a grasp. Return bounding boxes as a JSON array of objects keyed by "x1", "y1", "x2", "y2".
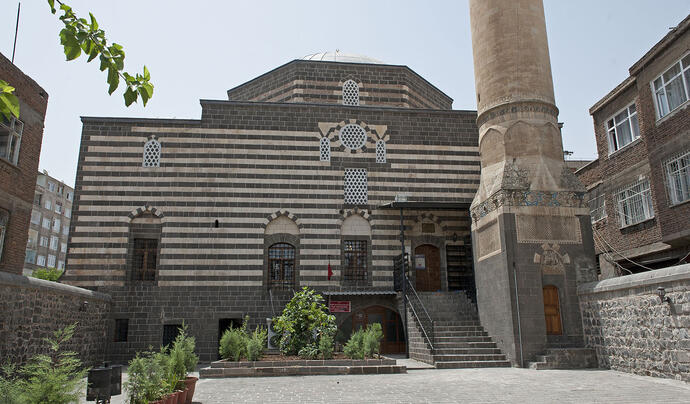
[{"x1": 1, "y1": 1, "x2": 689, "y2": 187}]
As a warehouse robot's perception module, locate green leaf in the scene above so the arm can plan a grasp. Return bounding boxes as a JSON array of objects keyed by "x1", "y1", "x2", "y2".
[
  {"x1": 47, "y1": 0, "x2": 56, "y2": 14},
  {"x1": 59, "y1": 28, "x2": 81, "y2": 61},
  {"x1": 124, "y1": 87, "x2": 138, "y2": 106},
  {"x1": 137, "y1": 86, "x2": 150, "y2": 106},
  {"x1": 0, "y1": 92, "x2": 20, "y2": 120},
  {"x1": 107, "y1": 67, "x2": 119, "y2": 95},
  {"x1": 89, "y1": 12, "x2": 99, "y2": 31},
  {"x1": 143, "y1": 65, "x2": 150, "y2": 81}
]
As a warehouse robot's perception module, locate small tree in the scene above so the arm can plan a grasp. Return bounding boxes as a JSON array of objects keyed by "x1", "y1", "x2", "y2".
[
  {"x1": 31, "y1": 268, "x2": 64, "y2": 282},
  {"x1": 273, "y1": 287, "x2": 336, "y2": 356}
]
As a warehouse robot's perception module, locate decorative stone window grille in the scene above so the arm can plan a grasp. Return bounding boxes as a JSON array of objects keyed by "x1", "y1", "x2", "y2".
[
  {"x1": 588, "y1": 186, "x2": 606, "y2": 223},
  {"x1": 143, "y1": 138, "x2": 161, "y2": 167},
  {"x1": 268, "y1": 243, "x2": 295, "y2": 287},
  {"x1": 652, "y1": 53, "x2": 690, "y2": 119},
  {"x1": 615, "y1": 179, "x2": 654, "y2": 227},
  {"x1": 339, "y1": 124, "x2": 366, "y2": 150},
  {"x1": 0, "y1": 116, "x2": 23, "y2": 165},
  {"x1": 606, "y1": 103, "x2": 639, "y2": 154},
  {"x1": 343, "y1": 240, "x2": 367, "y2": 281},
  {"x1": 376, "y1": 140, "x2": 386, "y2": 163},
  {"x1": 344, "y1": 169, "x2": 367, "y2": 205},
  {"x1": 320, "y1": 137, "x2": 331, "y2": 161},
  {"x1": 665, "y1": 150, "x2": 690, "y2": 205},
  {"x1": 342, "y1": 79, "x2": 360, "y2": 106}
]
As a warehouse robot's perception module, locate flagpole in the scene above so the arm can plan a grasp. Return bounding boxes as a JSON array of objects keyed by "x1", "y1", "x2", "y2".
[{"x1": 12, "y1": 3, "x2": 21, "y2": 63}]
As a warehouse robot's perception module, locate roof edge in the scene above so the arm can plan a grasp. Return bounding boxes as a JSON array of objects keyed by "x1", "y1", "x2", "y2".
[
  {"x1": 629, "y1": 14, "x2": 690, "y2": 76},
  {"x1": 80, "y1": 116, "x2": 201, "y2": 125},
  {"x1": 589, "y1": 76, "x2": 636, "y2": 115}
]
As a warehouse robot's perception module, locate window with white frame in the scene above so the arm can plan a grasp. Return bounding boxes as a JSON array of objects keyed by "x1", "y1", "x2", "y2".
[
  {"x1": 50, "y1": 236, "x2": 59, "y2": 250},
  {"x1": 39, "y1": 236, "x2": 49, "y2": 247},
  {"x1": 339, "y1": 124, "x2": 366, "y2": 150},
  {"x1": 320, "y1": 137, "x2": 331, "y2": 161},
  {"x1": 588, "y1": 186, "x2": 607, "y2": 223},
  {"x1": 0, "y1": 117, "x2": 23, "y2": 165},
  {"x1": 60, "y1": 242, "x2": 67, "y2": 253},
  {"x1": 606, "y1": 103, "x2": 639, "y2": 153},
  {"x1": 62, "y1": 224, "x2": 69, "y2": 236},
  {"x1": 36, "y1": 255, "x2": 46, "y2": 267},
  {"x1": 344, "y1": 168, "x2": 367, "y2": 205},
  {"x1": 47, "y1": 254, "x2": 56, "y2": 268},
  {"x1": 31, "y1": 210, "x2": 41, "y2": 224},
  {"x1": 615, "y1": 178, "x2": 654, "y2": 227},
  {"x1": 57, "y1": 260, "x2": 65, "y2": 270},
  {"x1": 52, "y1": 218, "x2": 61, "y2": 233},
  {"x1": 342, "y1": 79, "x2": 360, "y2": 106},
  {"x1": 25, "y1": 250, "x2": 36, "y2": 264},
  {"x1": 64, "y1": 208, "x2": 71, "y2": 218},
  {"x1": 44, "y1": 199, "x2": 52, "y2": 210},
  {"x1": 55, "y1": 202, "x2": 62, "y2": 214},
  {"x1": 143, "y1": 138, "x2": 161, "y2": 167},
  {"x1": 665, "y1": 150, "x2": 690, "y2": 205},
  {"x1": 66, "y1": 191, "x2": 73, "y2": 201},
  {"x1": 42, "y1": 217, "x2": 50, "y2": 229},
  {"x1": 652, "y1": 54, "x2": 690, "y2": 119},
  {"x1": 47, "y1": 182, "x2": 56, "y2": 192},
  {"x1": 376, "y1": 140, "x2": 386, "y2": 163}
]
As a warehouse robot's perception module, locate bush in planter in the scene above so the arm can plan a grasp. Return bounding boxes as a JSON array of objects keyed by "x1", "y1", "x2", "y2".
[
  {"x1": 344, "y1": 324, "x2": 383, "y2": 359},
  {"x1": 273, "y1": 287, "x2": 336, "y2": 356},
  {"x1": 318, "y1": 334, "x2": 334, "y2": 360},
  {"x1": 343, "y1": 329, "x2": 366, "y2": 360},
  {"x1": 125, "y1": 350, "x2": 166, "y2": 404},
  {"x1": 219, "y1": 324, "x2": 247, "y2": 361},
  {"x1": 246, "y1": 326, "x2": 267, "y2": 361},
  {"x1": 297, "y1": 343, "x2": 319, "y2": 360}
]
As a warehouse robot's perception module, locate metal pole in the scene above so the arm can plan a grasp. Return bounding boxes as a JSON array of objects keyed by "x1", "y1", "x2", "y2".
[
  {"x1": 12, "y1": 3, "x2": 21, "y2": 64},
  {"x1": 400, "y1": 207, "x2": 409, "y2": 358}
]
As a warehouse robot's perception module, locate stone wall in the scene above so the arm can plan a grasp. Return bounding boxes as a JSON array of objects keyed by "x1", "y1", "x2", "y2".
[
  {"x1": 0, "y1": 271, "x2": 111, "y2": 367},
  {"x1": 578, "y1": 264, "x2": 690, "y2": 381}
]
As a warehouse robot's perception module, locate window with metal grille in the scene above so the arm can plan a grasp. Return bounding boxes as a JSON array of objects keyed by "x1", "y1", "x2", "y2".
[
  {"x1": 376, "y1": 140, "x2": 386, "y2": 163},
  {"x1": 665, "y1": 150, "x2": 690, "y2": 205},
  {"x1": 114, "y1": 319, "x2": 129, "y2": 342},
  {"x1": 0, "y1": 116, "x2": 23, "y2": 165},
  {"x1": 162, "y1": 324, "x2": 181, "y2": 348},
  {"x1": 268, "y1": 243, "x2": 295, "y2": 287},
  {"x1": 339, "y1": 124, "x2": 366, "y2": 150},
  {"x1": 343, "y1": 240, "x2": 367, "y2": 281},
  {"x1": 615, "y1": 179, "x2": 654, "y2": 227},
  {"x1": 588, "y1": 186, "x2": 607, "y2": 223},
  {"x1": 320, "y1": 137, "x2": 331, "y2": 161},
  {"x1": 132, "y1": 238, "x2": 158, "y2": 281},
  {"x1": 344, "y1": 168, "x2": 367, "y2": 205},
  {"x1": 143, "y1": 138, "x2": 161, "y2": 167},
  {"x1": 342, "y1": 79, "x2": 359, "y2": 106}
]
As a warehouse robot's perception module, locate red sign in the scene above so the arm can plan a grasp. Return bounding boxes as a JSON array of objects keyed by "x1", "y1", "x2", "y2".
[{"x1": 329, "y1": 301, "x2": 351, "y2": 313}]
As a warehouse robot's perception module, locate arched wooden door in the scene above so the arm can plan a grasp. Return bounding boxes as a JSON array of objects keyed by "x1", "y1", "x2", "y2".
[
  {"x1": 414, "y1": 244, "x2": 441, "y2": 291},
  {"x1": 543, "y1": 285, "x2": 563, "y2": 335}
]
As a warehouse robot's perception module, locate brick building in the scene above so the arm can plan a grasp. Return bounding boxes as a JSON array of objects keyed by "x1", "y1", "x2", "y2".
[
  {"x1": 576, "y1": 15, "x2": 690, "y2": 278},
  {"x1": 64, "y1": 53, "x2": 494, "y2": 363},
  {"x1": 24, "y1": 170, "x2": 74, "y2": 275},
  {"x1": 0, "y1": 52, "x2": 48, "y2": 275}
]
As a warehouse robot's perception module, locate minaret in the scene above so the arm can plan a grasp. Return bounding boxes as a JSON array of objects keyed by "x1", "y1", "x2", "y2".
[{"x1": 468, "y1": 0, "x2": 597, "y2": 366}]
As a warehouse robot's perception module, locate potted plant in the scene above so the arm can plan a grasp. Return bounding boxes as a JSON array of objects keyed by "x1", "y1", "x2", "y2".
[
  {"x1": 125, "y1": 350, "x2": 166, "y2": 404},
  {"x1": 170, "y1": 323, "x2": 199, "y2": 404}
]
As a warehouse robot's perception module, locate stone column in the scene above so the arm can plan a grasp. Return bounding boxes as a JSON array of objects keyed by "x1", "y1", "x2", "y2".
[{"x1": 468, "y1": 0, "x2": 597, "y2": 366}]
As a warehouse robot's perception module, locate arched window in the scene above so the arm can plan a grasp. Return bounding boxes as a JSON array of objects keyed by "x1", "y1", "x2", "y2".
[
  {"x1": 268, "y1": 243, "x2": 295, "y2": 287},
  {"x1": 376, "y1": 140, "x2": 386, "y2": 163},
  {"x1": 320, "y1": 137, "x2": 331, "y2": 161},
  {"x1": 342, "y1": 79, "x2": 359, "y2": 106},
  {"x1": 143, "y1": 138, "x2": 161, "y2": 167}
]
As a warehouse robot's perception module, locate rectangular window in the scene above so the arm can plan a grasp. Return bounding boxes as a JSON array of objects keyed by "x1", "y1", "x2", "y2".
[
  {"x1": 162, "y1": 324, "x2": 181, "y2": 348},
  {"x1": 33, "y1": 193, "x2": 42, "y2": 207},
  {"x1": 588, "y1": 186, "x2": 607, "y2": 223},
  {"x1": 50, "y1": 236, "x2": 59, "y2": 250},
  {"x1": 665, "y1": 150, "x2": 690, "y2": 205},
  {"x1": 616, "y1": 179, "x2": 654, "y2": 227},
  {"x1": 66, "y1": 192, "x2": 73, "y2": 201},
  {"x1": 57, "y1": 185, "x2": 64, "y2": 195},
  {"x1": 606, "y1": 103, "x2": 639, "y2": 153},
  {"x1": 36, "y1": 255, "x2": 46, "y2": 266},
  {"x1": 64, "y1": 208, "x2": 71, "y2": 218},
  {"x1": 25, "y1": 250, "x2": 36, "y2": 264},
  {"x1": 62, "y1": 224, "x2": 69, "y2": 236},
  {"x1": 39, "y1": 236, "x2": 49, "y2": 247},
  {"x1": 55, "y1": 202, "x2": 62, "y2": 214},
  {"x1": 47, "y1": 182, "x2": 56, "y2": 193},
  {"x1": 27, "y1": 229, "x2": 38, "y2": 247},
  {"x1": 31, "y1": 210, "x2": 41, "y2": 224},
  {"x1": 44, "y1": 199, "x2": 52, "y2": 210},
  {"x1": 652, "y1": 53, "x2": 690, "y2": 119},
  {"x1": 60, "y1": 242, "x2": 67, "y2": 253},
  {"x1": 42, "y1": 217, "x2": 50, "y2": 229},
  {"x1": 0, "y1": 117, "x2": 23, "y2": 165},
  {"x1": 132, "y1": 238, "x2": 158, "y2": 281},
  {"x1": 57, "y1": 260, "x2": 65, "y2": 270},
  {"x1": 52, "y1": 218, "x2": 61, "y2": 233},
  {"x1": 343, "y1": 240, "x2": 368, "y2": 281},
  {"x1": 114, "y1": 319, "x2": 129, "y2": 342},
  {"x1": 47, "y1": 254, "x2": 56, "y2": 268}
]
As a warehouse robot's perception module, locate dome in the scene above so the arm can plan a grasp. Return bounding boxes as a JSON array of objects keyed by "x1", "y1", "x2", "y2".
[{"x1": 301, "y1": 51, "x2": 384, "y2": 64}]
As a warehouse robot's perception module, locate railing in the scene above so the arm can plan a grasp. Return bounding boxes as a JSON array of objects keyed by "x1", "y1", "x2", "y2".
[{"x1": 405, "y1": 276, "x2": 434, "y2": 352}]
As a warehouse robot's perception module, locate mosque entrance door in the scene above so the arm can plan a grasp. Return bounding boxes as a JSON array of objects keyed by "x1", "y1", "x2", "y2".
[
  {"x1": 414, "y1": 244, "x2": 441, "y2": 291},
  {"x1": 543, "y1": 285, "x2": 563, "y2": 335}
]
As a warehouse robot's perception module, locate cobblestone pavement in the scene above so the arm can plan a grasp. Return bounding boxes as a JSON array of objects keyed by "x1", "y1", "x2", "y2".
[{"x1": 192, "y1": 368, "x2": 690, "y2": 403}]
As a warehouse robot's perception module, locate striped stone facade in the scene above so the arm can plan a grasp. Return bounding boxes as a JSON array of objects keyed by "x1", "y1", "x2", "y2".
[{"x1": 63, "y1": 59, "x2": 481, "y2": 361}]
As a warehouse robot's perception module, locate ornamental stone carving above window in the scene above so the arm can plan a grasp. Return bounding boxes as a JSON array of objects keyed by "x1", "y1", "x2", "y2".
[
  {"x1": 143, "y1": 138, "x2": 161, "y2": 167},
  {"x1": 339, "y1": 124, "x2": 366, "y2": 150},
  {"x1": 342, "y1": 79, "x2": 359, "y2": 106}
]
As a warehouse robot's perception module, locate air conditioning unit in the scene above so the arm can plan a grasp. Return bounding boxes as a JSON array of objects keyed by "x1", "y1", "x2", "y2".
[{"x1": 266, "y1": 318, "x2": 280, "y2": 350}]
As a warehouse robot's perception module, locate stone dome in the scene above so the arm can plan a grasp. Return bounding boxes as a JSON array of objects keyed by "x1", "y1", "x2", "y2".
[{"x1": 301, "y1": 51, "x2": 384, "y2": 64}]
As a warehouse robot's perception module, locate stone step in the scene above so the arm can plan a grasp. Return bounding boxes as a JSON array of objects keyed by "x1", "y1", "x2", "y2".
[
  {"x1": 435, "y1": 360, "x2": 511, "y2": 369},
  {"x1": 435, "y1": 330, "x2": 488, "y2": 337},
  {"x1": 432, "y1": 354, "x2": 507, "y2": 362},
  {"x1": 433, "y1": 321, "x2": 481, "y2": 326},
  {"x1": 434, "y1": 326, "x2": 484, "y2": 332},
  {"x1": 429, "y1": 347, "x2": 502, "y2": 355},
  {"x1": 433, "y1": 341, "x2": 498, "y2": 349},
  {"x1": 434, "y1": 336, "x2": 493, "y2": 343}
]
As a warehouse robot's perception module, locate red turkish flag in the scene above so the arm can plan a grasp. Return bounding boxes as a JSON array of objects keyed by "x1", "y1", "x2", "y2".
[{"x1": 328, "y1": 262, "x2": 333, "y2": 280}]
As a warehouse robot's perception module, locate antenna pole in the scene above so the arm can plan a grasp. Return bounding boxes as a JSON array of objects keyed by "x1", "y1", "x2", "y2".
[{"x1": 12, "y1": 2, "x2": 21, "y2": 63}]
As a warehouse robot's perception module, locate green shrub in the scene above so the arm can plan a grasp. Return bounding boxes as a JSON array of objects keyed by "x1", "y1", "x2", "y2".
[
  {"x1": 273, "y1": 287, "x2": 336, "y2": 355},
  {"x1": 169, "y1": 322, "x2": 198, "y2": 377},
  {"x1": 0, "y1": 364, "x2": 25, "y2": 404},
  {"x1": 246, "y1": 326, "x2": 267, "y2": 361},
  {"x1": 318, "y1": 334, "x2": 334, "y2": 360},
  {"x1": 31, "y1": 267, "x2": 63, "y2": 282},
  {"x1": 363, "y1": 323, "x2": 383, "y2": 358},
  {"x1": 18, "y1": 323, "x2": 88, "y2": 404},
  {"x1": 219, "y1": 327, "x2": 247, "y2": 361},
  {"x1": 343, "y1": 329, "x2": 366, "y2": 359},
  {"x1": 298, "y1": 343, "x2": 319, "y2": 360},
  {"x1": 125, "y1": 350, "x2": 166, "y2": 404}
]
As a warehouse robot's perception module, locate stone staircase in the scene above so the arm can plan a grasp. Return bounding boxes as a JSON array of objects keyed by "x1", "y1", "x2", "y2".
[{"x1": 407, "y1": 291, "x2": 510, "y2": 368}]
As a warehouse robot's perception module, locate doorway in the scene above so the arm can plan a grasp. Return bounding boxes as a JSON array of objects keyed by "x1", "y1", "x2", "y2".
[
  {"x1": 414, "y1": 244, "x2": 441, "y2": 291},
  {"x1": 346, "y1": 306, "x2": 405, "y2": 354},
  {"x1": 543, "y1": 285, "x2": 563, "y2": 335}
]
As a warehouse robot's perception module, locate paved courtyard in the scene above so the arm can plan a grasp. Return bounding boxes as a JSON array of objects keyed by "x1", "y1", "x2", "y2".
[{"x1": 191, "y1": 368, "x2": 688, "y2": 403}]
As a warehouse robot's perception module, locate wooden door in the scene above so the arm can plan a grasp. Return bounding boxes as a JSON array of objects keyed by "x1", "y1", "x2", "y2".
[
  {"x1": 415, "y1": 244, "x2": 441, "y2": 291},
  {"x1": 543, "y1": 285, "x2": 563, "y2": 335}
]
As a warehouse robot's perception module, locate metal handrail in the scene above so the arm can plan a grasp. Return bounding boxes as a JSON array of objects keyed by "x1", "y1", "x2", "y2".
[{"x1": 405, "y1": 276, "x2": 434, "y2": 352}]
